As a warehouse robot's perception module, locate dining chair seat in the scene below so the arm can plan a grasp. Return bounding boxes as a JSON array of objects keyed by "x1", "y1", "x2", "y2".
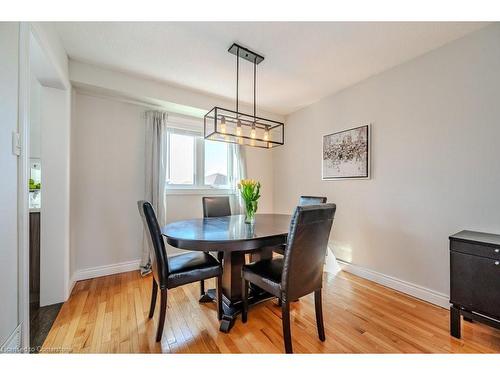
[
  {"x1": 242, "y1": 258, "x2": 284, "y2": 296},
  {"x1": 167, "y1": 252, "x2": 221, "y2": 289}
]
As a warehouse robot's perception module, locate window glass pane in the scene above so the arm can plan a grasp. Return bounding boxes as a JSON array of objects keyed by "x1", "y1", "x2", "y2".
[
  {"x1": 204, "y1": 140, "x2": 229, "y2": 186},
  {"x1": 168, "y1": 132, "x2": 194, "y2": 185}
]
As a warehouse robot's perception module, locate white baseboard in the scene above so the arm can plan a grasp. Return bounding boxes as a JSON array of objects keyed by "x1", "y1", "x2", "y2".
[
  {"x1": 69, "y1": 257, "x2": 449, "y2": 310},
  {"x1": 68, "y1": 278, "x2": 77, "y2": 297},
  {"x1": 337, "y1": 260, "x2": 450, "y2": 309},
  {"x1": 70, "y1": 251, "x2": 191, "y2": 292},
  {"x1": 71, "y1": 258, "x2": 142, "y2": 284}
]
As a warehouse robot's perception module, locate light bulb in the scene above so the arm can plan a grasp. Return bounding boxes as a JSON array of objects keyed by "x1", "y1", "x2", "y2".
[
  {"x1": 236, "y1": 120, "x2": 242, "y2": 136},
  {"x1": 250, "y1": 139, "x2": 256, "y2": 147},
  {"x1": 238, "y1": 137, "x2": 243, "y2": 145},
  {"x1": 263, "y1": 127, "x2": 269, "y2": 141},
  {"x1": 220, "y1": 116, "x2": 226, "y2": 134},
  {"x1": 250, "y1": 123, "x2": 256, "y2": 139}
]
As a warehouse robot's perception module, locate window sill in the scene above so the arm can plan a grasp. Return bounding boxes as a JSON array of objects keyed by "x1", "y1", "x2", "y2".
[{"x1": 166, "y1": 188, "x2": 234, "y2": 196}]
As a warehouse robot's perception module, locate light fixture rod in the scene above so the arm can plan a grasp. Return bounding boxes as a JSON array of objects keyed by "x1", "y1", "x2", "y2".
[
  {"x1": 253, "y1": 56, "x2": 256, "y2": 120},
  {"x1": 236, "y1": 45, "x2": 239, "y2": 114}
]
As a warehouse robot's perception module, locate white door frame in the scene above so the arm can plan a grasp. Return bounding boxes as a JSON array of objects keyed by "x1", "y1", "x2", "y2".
[
  {"x1": 17, "y1": 21, "x2": 31, "y2": 350},
  {"x1": 17, "y1": 22, "x2": 72, "y2": 349}
]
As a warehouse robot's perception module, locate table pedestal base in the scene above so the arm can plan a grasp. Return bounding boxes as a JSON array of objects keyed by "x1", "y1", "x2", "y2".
[
  {"x1": 201, "y1": 287, "x2": 275, "y2": 333},
  {"x1": 198, "y1": 293, "x2": 214, "y2": 303}
]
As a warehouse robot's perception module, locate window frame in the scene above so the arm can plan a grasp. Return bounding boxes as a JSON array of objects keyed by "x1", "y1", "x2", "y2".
[{"x1": 165, "y1": 126, "x2": 234, "y2": 195}]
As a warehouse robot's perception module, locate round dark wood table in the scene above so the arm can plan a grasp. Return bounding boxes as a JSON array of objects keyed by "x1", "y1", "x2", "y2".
[{"x1": 162, "y1": 213, "x2": 291, "y2": 332}]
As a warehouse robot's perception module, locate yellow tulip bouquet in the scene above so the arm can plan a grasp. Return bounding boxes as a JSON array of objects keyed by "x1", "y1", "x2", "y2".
[{"x1": 238, "y1": 179, "x2": 261, "y2": 224}]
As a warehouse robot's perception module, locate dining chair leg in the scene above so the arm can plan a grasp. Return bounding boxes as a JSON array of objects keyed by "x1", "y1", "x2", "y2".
[
  {"x1": 156, "y1": 289, "x2": 168, "y2": 342},
  {"x1": 241, "y1": 279, "x2": 249, "y2": 323},
  {"x1": 200, "y1": 279, "x2": 205, "y2": 297},
  {"x1": 149, "y1": 278, "x2": 158, "y2": 319},
  {"x1": 216, "y1": 274, "x2": 223, "y2": 321},
  {"x1": 314, "y1": 289, "x2": 326, "y2": 342},
  {"x1": 282, "y1": 300, "x2": 293, "y2": 353}
]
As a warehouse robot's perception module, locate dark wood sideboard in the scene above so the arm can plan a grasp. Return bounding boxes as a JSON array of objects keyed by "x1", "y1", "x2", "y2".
[{"x1": 449, "y1": 230, "x2": 500, "y2": 338}]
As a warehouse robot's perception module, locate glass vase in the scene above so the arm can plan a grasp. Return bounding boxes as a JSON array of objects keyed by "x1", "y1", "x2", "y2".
[{"x1": 244, "y1": 200, "x2": 257, "y2": 224}]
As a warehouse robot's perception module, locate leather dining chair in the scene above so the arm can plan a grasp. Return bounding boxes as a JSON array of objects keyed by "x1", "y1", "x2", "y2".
[
  {"x1": 298, "y1": 195, "x2": 327, "y2": 205},
  {"x1": 200, "y1": 196, "x2": 232, "y2": 298},
  {"x1": 241, "y1": 204, "x2": 336, "y2": 353},
  {"x1": 202, "y1": 196, "x2": 232, "y2": 218},
  {"x1": 137, "y1": 200, "x2": 223, "y2": 342},
  {"x1": 273, "y1": 196, "x2": 327, "y2": 256}
]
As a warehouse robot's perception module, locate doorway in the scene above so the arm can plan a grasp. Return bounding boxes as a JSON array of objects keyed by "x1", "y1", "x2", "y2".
[{"x1": 26, "y1": 25, "x2": 71, "y2": 351}]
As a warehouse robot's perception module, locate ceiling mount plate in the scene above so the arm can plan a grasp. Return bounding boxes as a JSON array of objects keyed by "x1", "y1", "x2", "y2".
[{"x1": 228, "y1": 43, "x2": 264, "y2": 64}]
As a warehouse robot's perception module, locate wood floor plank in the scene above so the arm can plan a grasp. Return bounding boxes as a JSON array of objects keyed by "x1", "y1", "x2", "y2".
[{"x1": 42, "y1": 270, "x2": 500, "y2": 353}]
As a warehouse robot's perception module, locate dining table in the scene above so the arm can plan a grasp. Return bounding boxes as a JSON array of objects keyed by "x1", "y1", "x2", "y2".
[{"x1": 162, "y1": 213, "x2": 291, "y2": 332}]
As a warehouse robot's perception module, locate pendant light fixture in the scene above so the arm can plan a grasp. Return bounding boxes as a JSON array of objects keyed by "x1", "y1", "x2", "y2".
[{"x1": 204, "y1": 43, "x2": 284, "y2": 149}]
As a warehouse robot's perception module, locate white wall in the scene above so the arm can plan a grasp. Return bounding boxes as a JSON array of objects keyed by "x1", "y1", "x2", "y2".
[
  {"x1": 70, "y1": 88, "x2": 78, "y2": 280},
  {"x1": 71, "y1": 91, "x2": 275, "y2": 275},
  {"x1": 30, "y1": 77, "x2": 41, "y2": 159},
  {"x1": 70, "y1": 60, "x2": 284, "y2": 122},
  {"x1": 273, "y1": 24, "x2": 500, "y2": 302},
  {"x1": 0, "y1": 22, "x2": 20, "y2": 348},
  {"x1": 28, "y1": 23, "x2": 72, "y2": 305},
  {"x1": 40, "y1": 86, "x2": 71, "y2": 306},
  {"x1": 71, "y1": 92, "x2": 146, "y2": 273},
  {"x1": 31, "y1": 23, "x2": 69, "y2": 89}
]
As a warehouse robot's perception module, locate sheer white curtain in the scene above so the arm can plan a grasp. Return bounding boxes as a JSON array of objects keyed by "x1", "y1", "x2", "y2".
[
  {"x1": 230, "y1": 144, "x2": 247, "y2": 214},
  {"x1": 140, "y1": 111, "x2": 168, "y2": 276}
]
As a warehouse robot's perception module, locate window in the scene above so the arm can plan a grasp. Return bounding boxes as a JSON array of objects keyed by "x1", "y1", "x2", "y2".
[
  {"x1": 168, "y1": 132, "x2": 195, "y2": 185},
  {"x1": 204, "y1": 140, "x2": 229, "y2": 186},
  {"x1": 166, "y1": 127, "x2": 233, "y2": 191}
]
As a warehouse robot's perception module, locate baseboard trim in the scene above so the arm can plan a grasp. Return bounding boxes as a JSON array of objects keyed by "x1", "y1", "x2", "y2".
[
  {"x1": 72, "y1": 258, "x2": 142, "y2": 284},
  {"x1": 337, "y1": 260, "x2": 450, "y2": 309},
  {"x1": 70, "y1": 257, "x2": 450, "y2": 309},
  {"x1": 68, "y1": 278, "x2": 77, "y2": 297}
]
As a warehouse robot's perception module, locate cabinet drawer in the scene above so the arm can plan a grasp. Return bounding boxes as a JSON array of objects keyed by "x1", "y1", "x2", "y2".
[
  {"x1": 450, "y1": 240, "x2": 500, "y2": 260},
  {"x1": 450, "y1": 251, "x2": 500, "y2": 319}
]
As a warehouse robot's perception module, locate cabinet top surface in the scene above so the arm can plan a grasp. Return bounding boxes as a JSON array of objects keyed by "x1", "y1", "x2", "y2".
[{"x1": 450, "y1": 230, "x2": 500, "y2": 246}]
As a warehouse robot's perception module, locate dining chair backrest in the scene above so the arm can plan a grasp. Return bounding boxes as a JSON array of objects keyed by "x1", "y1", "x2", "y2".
[
  {"x1": 137, "y1": 200, "x2": 169, "y2": 288},
  {"x1": 282, "y1": 204, "x2": 336, "y2": 301},
  {"x1": 298, "y1": 196, "x2": 327, "y2": 205},
  {"x1": 202, "y1": 196, "x2": 232, "y2": 218}
]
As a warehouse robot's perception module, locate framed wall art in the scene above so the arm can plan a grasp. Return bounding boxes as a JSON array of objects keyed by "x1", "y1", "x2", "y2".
[{"x1": 322, "y1": 124, "x2": 370, "y2": 180}]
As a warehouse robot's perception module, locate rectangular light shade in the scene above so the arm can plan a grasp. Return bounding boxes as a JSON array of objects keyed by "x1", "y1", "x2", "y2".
[{"x1": 204, "y1": 107, "x2": 284, "y2": 149}]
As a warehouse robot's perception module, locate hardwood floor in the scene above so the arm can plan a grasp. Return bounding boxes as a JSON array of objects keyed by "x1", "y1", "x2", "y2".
[
  {"x1": 41, "y1": 270, "x2": 500, "y2": 353},
  {"x1": 30, "y1": 302, "x2": 63, "y2": 352}
]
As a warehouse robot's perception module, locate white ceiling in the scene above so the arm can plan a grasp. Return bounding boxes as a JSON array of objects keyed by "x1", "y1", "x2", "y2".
[{"x1": 54, "y1": 22, "x2": 487, "y2": 115}]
